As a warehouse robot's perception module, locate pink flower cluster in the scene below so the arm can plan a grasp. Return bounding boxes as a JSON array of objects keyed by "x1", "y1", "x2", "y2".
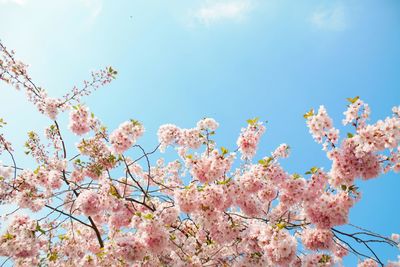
[
  {"x1": 158, "y1": 119, "x2": 213, "y2": 152},
  {"x1": 141, "y1": 221, "x2": 169, "y2": 253},
  {"x1": 279, "y1": 176, "x2": 306, "y2": 207},
  {"x1": 301, "y1": 228, "x2": 333, "y2": 250},
  {"x1": 196, "y1": 117, "x2": 219, "y2": 131},
  {"x1": 301, "y1": 253, "x2": 334, "y2": 267},
  {"x1": 256, "y1": 225, "x2": 297, "y2": 266},
  {"x1": 329, "y1": 138, "x2": 382, "y2": 188},
  {"x1": 343, "y1": 98, "x2": 370, "y2": 128},
  {"x1": 306, "y1": 106, "x2": 339, "y2": 150},
  {"x1": 186, "y1": 149, "x2": 234, "y2": 183},
  {"x1": 76, "y1": 190, "x2": 103, "y2": 216},
  {"x1": 110, "y1": 120, "x2": 144, "y2": 154},
  {"x1": 353, "y1": 116, "x2": 400, "y2": 157},
  {"x1": 0, "y1": 215, "x2": 45, "y2": 264},
  {"x1": 175, "y1": 183, "x2": 227, "y2": 214},
  {"x1": 272, "y1": 143, "x2": 290, "y2": 159},
  {"x1": 114, "y1": 234, "x2": 146, "y2": 262},
  {"x1": 305, "y1": 192, "x2": 355, "y2": 229},
  {"x1": 358, "y1": 259, "x2": 379, "y2": 267},
  {"x1": 236, "y1": 120, "x2": 266, "y2": 160},
  {"x1": 69, "y1": 105, "x2": 92, "y2": 135},
  {"x1": 42, "y1": 97, "x2": 61, "y2": 120}
]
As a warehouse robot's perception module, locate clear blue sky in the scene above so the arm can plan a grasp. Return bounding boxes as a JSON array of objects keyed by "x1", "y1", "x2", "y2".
[{"x1": 1, "y1": 0, "x2": 399, "y2": 265}]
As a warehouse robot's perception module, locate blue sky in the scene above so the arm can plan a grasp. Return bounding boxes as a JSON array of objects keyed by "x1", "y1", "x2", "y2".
[{"x1": 1, "y1": 0, "x2": 399, "y2": 265}]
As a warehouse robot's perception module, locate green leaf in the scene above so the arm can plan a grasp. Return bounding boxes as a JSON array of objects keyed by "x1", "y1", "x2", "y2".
[
  {"x1": 58, "y1": 234, "x2": 69, "y2": 241},
  {"x1": 341, "y1": 184, "x2": 347, "y2": 191},
  {"x1": 347, "y1": 133, "x2": 354, "y2": 138},
  {"x1": 109, "y1": 186, "x2": 121, "y2": 199},
  {"x1": 48, "y1": 252, "x2": 58, "y2": 262},
  {"x1": 130, "y1": 119, "x2": 141, "y2": 126},
  {"x1": 250, "y1": 252, "x2": 262, "y2": 259},
  {"x1": 246, "y1": 117, "x2": 259, "y2": 126},
  {"x1": 258, "y1": 157, "x2": 273, "y2": 167},
  {"x1": 220, "y1": 147, "x2": 229, "y2": 156},
  {"x1": 197, "y1": 185, "x2": 205, "y2": 192},
  {"x1": 35, "y1": 224, "x2": 46, "y2": 235},
  {"x1": 143, "y1": 213, "x2": 154, "y2": 220},
  {"x1": 292, "y1": 173, "x2": 301, "y2": 179},
  {"x1": 33, "y1": 167, "x2": 40, "y2": 175},
  {"x1": 319, "y1": 254, "x2": 331, "y2": 264},
  {"x1": 303, "y1": 109, "x2": 314, "y2": 119},
  {"x1": 27, "y1": 131, "x2": 36, "y2": 139},
  {"x1": 0, "y1": 118, "x2": 7, "y2": 127},
  {"x1": 346, "y1": 96, "x2": 360, "y2": 104},
  {"x1": 306, "y1": 166, "x2": 319, "y2": 175},
  {"x1": 276, "y1": 222, "x2": 286, "y2": 230},
  {"x1": 96, "y1": 249, "x2": 106, "y2": 259},
  {"x1": 108, "y1": 66, "x2": 118, "y2": 78},
  {"x1": 348, "y1": 185, "x2": 359, "y2": 192},
  {"x1": 217, "y1": 178, "x2": 232, "y2": 185},
  {"x1": 108, "y1": 154, "x2": 117, "y2": 164},
  {"x1": 2, "y1": 232, "x2": 14, "y2": 240}
]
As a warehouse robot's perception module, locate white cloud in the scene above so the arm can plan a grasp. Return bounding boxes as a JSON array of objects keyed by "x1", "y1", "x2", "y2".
[
  {"x1": 310, "y1": 4, "x2": 347, "y2": 31},
  {"x1": 191, "y1": 0, "x2": 253, "y2": 26}
]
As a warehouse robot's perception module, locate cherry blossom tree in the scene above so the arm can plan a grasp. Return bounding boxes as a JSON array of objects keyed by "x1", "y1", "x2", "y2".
[{"x1": 0, "y1": 41, "x2": 400, "y2": 266}]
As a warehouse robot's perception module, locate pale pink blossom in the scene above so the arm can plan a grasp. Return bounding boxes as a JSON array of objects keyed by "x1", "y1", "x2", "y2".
[{"x1": 110, "y1": 120, "x2": 144, "y2": 153}]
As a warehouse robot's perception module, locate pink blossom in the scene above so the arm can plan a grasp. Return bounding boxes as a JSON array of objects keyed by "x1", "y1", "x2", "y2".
[
  {"x1": 343, "y1": 98, "x2": 370, "y2": 128},
  {"x1": 358, "y1": 258, "x2": 379, "y2": 267},
  {"x1": 301, "y1": 228, "x2": 333, "y2": 250},
  {"x1": 306, "y1": 105, "x2": 339, "y2": 150},
  {"x1": 42, "y1": 97, "x2": 61, "y2": 120},
  {"x1": 76, "y1": 190, "x2": 102, "y2": 216},
  {"x1": 186, "y1": 149, "x2": 234, "y2": 183},
  {"x1": 110, "y1": 120, "x2": 144, "y2": 153},
  {"x1": 392, "y1": 233, "x2": 400, "y2": 242},
  {"x1": 305, "y1": 192, "x2": 355, "y2": 229},
  {"x1": 302, "y1": 253, "x2": 334, "y2": 267},
  {"x1": 196, "y1": 117, "x2": 219, "y2": 131},
  {"x1": 237, "y1": 120, "x2": 266, "y2": 160},
  {"x1": 157, "y1": 124, "x2": 180, "y2": 152},
  {"x1": 272, "y1": 143, "x2": 290, "y2": 159},
  {"x1": 115, "y1": 234, "x2": 146, "y2": 262},
  {"x1": 69, "y1": 105, "x2": 92, "y2": 135}
]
